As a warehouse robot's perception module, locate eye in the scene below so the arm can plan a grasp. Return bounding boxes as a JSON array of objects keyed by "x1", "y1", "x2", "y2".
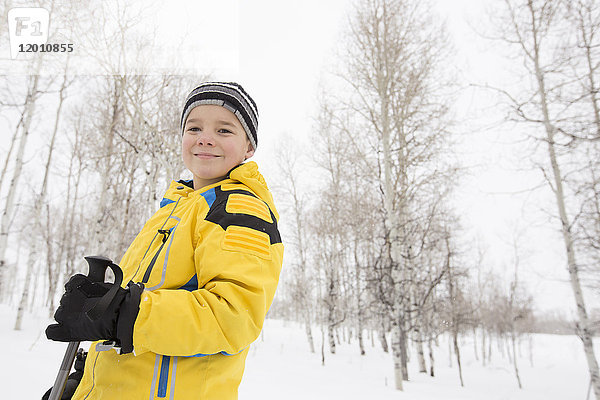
[
  {"x1": 186, "y1": 127, "x2": 200, "y2": 132},
  {"x1": 218, "y1": 128, "x2": 233, "y2": 134}
]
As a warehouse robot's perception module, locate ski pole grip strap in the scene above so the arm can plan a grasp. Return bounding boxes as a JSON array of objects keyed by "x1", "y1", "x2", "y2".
[{"x1": 83, "y1": 257, "x2": 124, "y2": 321}]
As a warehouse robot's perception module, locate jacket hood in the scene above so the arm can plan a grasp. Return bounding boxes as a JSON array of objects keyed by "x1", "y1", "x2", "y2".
[
  {"x1": 229, "y1": 161, "x2": 280, "y2": 221},
  {"x1": 167, "y1": 162, "x2": 279, "y2": 221}
]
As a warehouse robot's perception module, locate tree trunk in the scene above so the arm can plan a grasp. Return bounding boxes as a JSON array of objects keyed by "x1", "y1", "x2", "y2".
[
  {"x1": 355, "y1": 243, "x2": 365, "y2": 356},
  {"x1": 530, "y1": 8, "x2": 600, "y2": 395},
  {"x1": 448, "y1": 334, "x2": 453, "y2": 367},
  {"x1": 382, "y1": 72, "x2": 407, "y2": 390},
  {"x1": 90, "y1": 77, "x2": 123, "y2": 255},
  {"x1": 0, "y1": 72, "x2": 40, "y2": 298},
  {"x1": 446, "y1": 236, "x2": 464, "y2": 386},
  {"x1": 399, "y1": 317, "x2": 409, "y2": 381},
  {"x1": 328, "y1": 305, "x2": 336, "y2": 354},
  {"x1": 428, "y1": 338, "x2": 435, "y2": 377},
  {"x1": 305, "y1": 318, "x2": 315, "y2": 353},
  {"x1": 415, "y1": 325, "x2": 427, "y2": 373},
  {"x1": 358, "y1": 325, "x2": 365, "y2": 356},
  {"x1": 453, "y1": 329, "x2": 464, "y2": 387},
  {"x1": 488, "y1": 332, "x2": 493, "y2": 364},
  {"x1": 58, "y1": 129, "x2": 84, "y2": 291},
  {"x1": 14, "y1": 248, "x2": 37, "y2": 330},
  {"x1": 7, "y1": 234, "x2": 22, "y2": 306},
  {"x1": 28, "y1": 240, "x2": 39, "y2": 312},
  {"x1": 547, "y1": 129, "x2": 600, "y2": 399},
  {"x1": 481, "y1": 328, "x2": 487, "y2": 366},
  {"x1": 45, "y1": 203, "x2": 57, "y2": 316},
  {"x1": 511, "y1": 331, "x2": 523, "y2": 389},
  {"x1": 321, "y1": 325, "x2": 326, "y2": 366},
  {"x1": 0, "y1": 113, "x2": 23, "y2": 196},
  {"x1": 473, "y1": 326, "x2": 479, "y2": 361},
  {"x1": 380, "y1": 326, "x2": 389, "y2": 353},
  {"x1": 391, "y1": 320, "x2": 404, "y2": 390},
  {"x1": 15, "y1": 73, "x2": 68, "y2": 329}
]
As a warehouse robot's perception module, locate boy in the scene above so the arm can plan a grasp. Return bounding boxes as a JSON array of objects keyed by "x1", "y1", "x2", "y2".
[{"x1": 46, "y1": 82, "x2": 284, "y2": 399}]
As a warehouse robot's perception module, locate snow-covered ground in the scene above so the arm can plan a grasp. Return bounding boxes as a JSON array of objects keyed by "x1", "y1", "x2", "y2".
[{"x1": 1, "y1": 304, "x2": 590, "y2": 399}]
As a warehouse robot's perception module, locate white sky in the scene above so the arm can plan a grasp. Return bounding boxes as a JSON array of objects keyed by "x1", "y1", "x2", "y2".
[{"x1": 1, "y1": 0, "x2": 592, "y2": 315}]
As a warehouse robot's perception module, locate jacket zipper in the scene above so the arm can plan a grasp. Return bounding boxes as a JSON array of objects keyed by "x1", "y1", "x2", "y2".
[
  {"x1": 138, "y1": 196, "x2": 182, "y2": 284},
  {"x1": 85, "y1": 197, "x2": 182, "y2": 398},
  {"x1": 141, "y1": 228, "x2": 171, "y2": 284}
]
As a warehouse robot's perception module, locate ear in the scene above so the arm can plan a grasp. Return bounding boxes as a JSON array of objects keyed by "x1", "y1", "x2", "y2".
[
  {"x1": 244, "y1": 141, "x2": 255, "y2": 160},
  {"x1": 244, "y1": 138, "x2": 254, "y2": 160}
]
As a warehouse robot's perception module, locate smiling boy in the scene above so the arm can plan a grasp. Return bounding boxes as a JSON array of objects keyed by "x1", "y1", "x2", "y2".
[
  {"x1": 182, "y1": 104, "x2": 255, "y2": 189},
  {"x1": 46, "y1": 82, "x2": 284, "y2": 399}
]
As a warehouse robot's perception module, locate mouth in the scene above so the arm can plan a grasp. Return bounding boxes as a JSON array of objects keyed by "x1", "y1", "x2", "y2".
[{"x1": 194, "y1": 152, "x2": 220, "y2": 159}]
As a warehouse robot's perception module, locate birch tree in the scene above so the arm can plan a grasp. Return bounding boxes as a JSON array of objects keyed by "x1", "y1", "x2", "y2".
[
  {"x1": 561, "y1": 0, "x2": 600, "y2": 292},
  {"x1": 338, "y1": 0, "x2": 453, "y2": 389},
  {"x1": 311, "y1": 99, "x2": 356, "y2": 356},
  {"x1": 488, "y1": 1, "x2": 600, "y2": 396},
  {"x1": 0, "y1": 68, "x2": 42, "y2": 299},
  {"x1": 1, "y1": 0, "x2": 87, "y2": 301},
  {"x1": 272, "y1": 137, "x2": 316, "y2": 353},
  {"x1": 441, "y1": 226, "x2": 471, "y2": 387},
  {"x1": 14, "y1": 71, "x2": 73, "y2": 329}
]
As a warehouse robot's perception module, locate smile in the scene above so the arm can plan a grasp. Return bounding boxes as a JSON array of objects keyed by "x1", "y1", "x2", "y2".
[{"x1": 194, "y1": 153, "x2": 220, "y2": 159}]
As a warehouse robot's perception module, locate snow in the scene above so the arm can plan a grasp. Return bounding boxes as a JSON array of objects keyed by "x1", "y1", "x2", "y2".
[{"x1": 1, "y1": 305, "x2": 590, "y2": 399}]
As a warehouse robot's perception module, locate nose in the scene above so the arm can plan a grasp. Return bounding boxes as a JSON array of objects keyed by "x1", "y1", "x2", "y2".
[{"x1": 196, "y1": 129, "x2": 215, "y2": 146}]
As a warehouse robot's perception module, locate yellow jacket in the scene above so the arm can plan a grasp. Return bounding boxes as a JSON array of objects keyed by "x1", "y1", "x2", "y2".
[{"x1": 73, "y1": 162, "x2": 284, "y2": 400}]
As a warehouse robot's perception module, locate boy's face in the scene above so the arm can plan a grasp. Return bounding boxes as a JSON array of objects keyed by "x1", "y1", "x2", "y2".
[{"x1": 182, "y1": 105, "x2": 254, "y2": 190}]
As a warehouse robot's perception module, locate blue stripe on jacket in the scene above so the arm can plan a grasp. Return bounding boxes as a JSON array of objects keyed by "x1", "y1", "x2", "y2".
[
  {"x1": 200, "y1": 188, "x2": 216, "y2": 207},
  {"x1": 157, "y1": 356, "x2": 170, "y2": 397},
  {"x1": 159, "y1": 198, "x2": 175, "y2": 208}
]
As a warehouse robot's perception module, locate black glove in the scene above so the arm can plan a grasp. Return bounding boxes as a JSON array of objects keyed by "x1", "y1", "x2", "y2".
[
  {"x1": 41, "y1": 350, "x2": 87, "y2": 400},
  {"x1": 46, "y1": 274, "x2": 144, "y2": 354}
]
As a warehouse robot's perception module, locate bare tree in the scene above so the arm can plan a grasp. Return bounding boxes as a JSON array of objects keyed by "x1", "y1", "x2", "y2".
[
  {"x1": 0, "y1": 67, "x2": 42, "y2": 299},
  {"x1": 487, "y1": 1, "x2": 600, "y2": 396},
  {"x1": 507, "y1": 228, "x2": 525, "y2": 389},
  {"x1": 335, "y1": 0, "x2": 454, "y2": 389},
  {"x1": 14, "y1": 71, "x2": 73, "y2": 329},
  {"x1": 272, "y1": 137, "x2": 316, "y2": 353},
  {"x1": 442, "y1": 226, "x2": 470, "y2": 387}
]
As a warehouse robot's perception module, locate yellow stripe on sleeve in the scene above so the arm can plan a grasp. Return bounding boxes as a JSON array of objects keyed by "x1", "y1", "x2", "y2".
[
  {"x1": 225, "y1": 193, "x2": 273, "y2": 223},
  {"x1": 221, "y1": 225, "x2": 272, "y2": 259}
]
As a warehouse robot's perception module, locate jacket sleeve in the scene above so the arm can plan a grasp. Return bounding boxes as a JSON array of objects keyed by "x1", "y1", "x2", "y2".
[{"x1": 131, "y1": 191, "x2": 284, "y2": 356}]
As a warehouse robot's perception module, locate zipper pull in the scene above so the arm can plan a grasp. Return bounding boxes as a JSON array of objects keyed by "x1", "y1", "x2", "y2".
[{"x1": 158, "y1": 229, "x2": 170, "y2": 244}]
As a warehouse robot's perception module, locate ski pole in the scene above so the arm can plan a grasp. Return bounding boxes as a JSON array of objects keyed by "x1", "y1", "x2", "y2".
[
  {"x1": 48, "y1": 341, "x2": 79, "y2": 400},
  {"x1": 48, "y1": 255, "x2": 123, "y2": 400}
]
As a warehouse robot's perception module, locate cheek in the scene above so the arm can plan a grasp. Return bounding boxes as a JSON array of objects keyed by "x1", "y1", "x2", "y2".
[
  {"x1": 219, "y1": 139, "x2": 237, "y2": 154},
  {"x1": 181, "y1": 135, "x2": 194, "y2": 151},
  {"x1": 181, "y1": 136, "x2": 193, "y2": 163},
  {"x1": 234, "y1": 141, "x2": 249, "y2": 159}
]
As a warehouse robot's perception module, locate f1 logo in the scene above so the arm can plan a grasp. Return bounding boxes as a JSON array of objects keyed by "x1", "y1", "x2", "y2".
[{"x1": 7, "y1": 8, "x2": 49, "y2": 59}]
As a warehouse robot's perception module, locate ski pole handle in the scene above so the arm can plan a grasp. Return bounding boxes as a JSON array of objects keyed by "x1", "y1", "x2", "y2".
[
  {"x1": 47, "y1": 255, "x2": 121, "y2": 400},
  {"x1": 48, "y1": 341, "x2": 79, "y2": 400},
  {"x1": 83, "y1": 255, "x2": 114, "y2": 282},
  {"x1": 83, "y1": 255, "x2": 123, "y2": 320}
]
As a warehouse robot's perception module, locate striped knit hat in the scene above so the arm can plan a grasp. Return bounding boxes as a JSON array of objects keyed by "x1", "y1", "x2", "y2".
[{"x1": 180, "y1": 82, "x2": 259, "y2": 150}]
